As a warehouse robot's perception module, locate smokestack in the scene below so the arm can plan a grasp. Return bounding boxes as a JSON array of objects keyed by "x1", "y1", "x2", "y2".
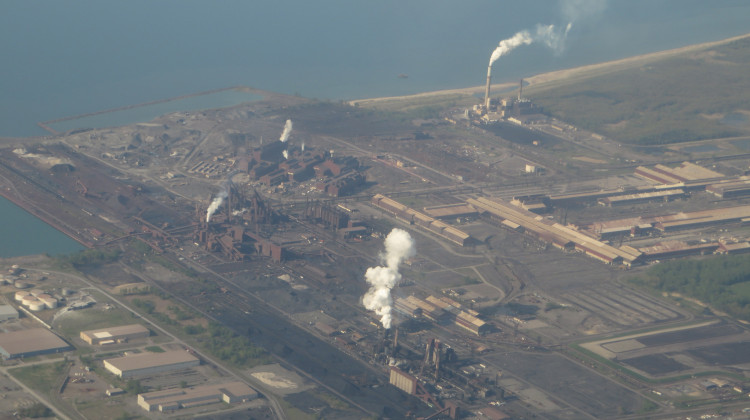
[
  {"x1": 484, "y1": 65, "x2": 492, "y2": 109},
  {"x1": 518, "y1": 78, "x2": 523, "y2": 101}
]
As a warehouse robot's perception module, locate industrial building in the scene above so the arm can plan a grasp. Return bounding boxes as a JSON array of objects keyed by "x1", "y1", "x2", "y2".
[
  {"x1": 586, "y1": 203, "x2": 750, "y2": 238},
  {"x1": 395, "y1": 295, "x2": 491, "y2": 335},
  {"x1": 635, "y1": 162, "x2": 724, "y2": 184},
  {"x1": 422, "y1": 203, "x2": 479, "y2": 220},
  {"x1": 706, "y1": 179, "x2": 750, "y2": 198},
  {"x1": 103, "y1": 350, "x2": 199, "y2": 378},
  {"x1": 371, "y1": 194, "x2": 471, "y2": 246},
  {"x1": 468, "y1": 196, "x2": 642, "y2": 266},
  {"x1": 389, "y1": 366, "x2": 459, "y2": 419},
  {"x1": 394, "y1": 296, "x2": 451, "y2": 324},
  {"x1": 137, "y1": 381, "x2": 258, "y2": 412},
  {"x1": 0, "y1": 305, "x2": 18, "y2": 321},
  {"x1": 0, "y1": 328, "x2": 72, "y2": 359},
  {"x1": 80, "y1": 324, "x2": 150, "y2": 345},
  {"x1": 637, "y1": 241, "x2": 720, "y2": 261},
  {"x1": 597, "y1": 189, "x2": 686, "y2": 207},
  {"x1": 425, "y1": 295, "x2": 491, "y2": 335}
]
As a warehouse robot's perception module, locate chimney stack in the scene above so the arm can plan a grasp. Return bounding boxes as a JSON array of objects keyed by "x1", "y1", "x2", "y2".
[
  {"x1": 484, "y1": 65, "x2": 492, "y2": 109},
  {"x1": 518, "y1": 78, "x2": 524, "y2": 101}
]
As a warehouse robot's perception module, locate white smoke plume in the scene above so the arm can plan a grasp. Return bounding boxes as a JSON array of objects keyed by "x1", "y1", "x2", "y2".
[
  {"x1": 232, "y1": 208, "x2": 247, "y2": 216},
  {"x1": 282, "y1": 149, "x2": 289, "y2": 160},
  {"x1": 206, "y1": 172, "x2": 237, "y2": 223},
  {"x1": 301, "y1": 142, "x2": 305, "y2": 152},
  {"x1": 206, "y1": 189, "x2": 227, "y2": 223},
  {"x1": 488, "y1": 0, "x2": 606, "y2": 66},
  {"x1": 488, "y1": 23, "x2": 571, "y2": 66},
  {"x1": 489, "y1": 30, "x2": 533, "y2": 66},
  {"x1": 362, "y1": 228, "x2": 416, "y2": 329},
  {"x1": 279, "y1": 119, "x2": 293, "y2": 143}
]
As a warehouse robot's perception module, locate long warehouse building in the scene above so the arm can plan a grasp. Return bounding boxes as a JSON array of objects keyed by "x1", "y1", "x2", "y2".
[
  {"x1": 104, "y1": 350, "x2": 199, "y2": 378},
  {"x1": 80, "y1": 324, "x2": 150, "y2": 345},
  {"x1": 138, "y1": 381, "x2": 258, "y2": 412},
  {"x1": 371, "y1": 194, "x2": 471, "y2": 246},
  {"x1": 468, "y1": 196, "x2": 641, "y2": 266}
]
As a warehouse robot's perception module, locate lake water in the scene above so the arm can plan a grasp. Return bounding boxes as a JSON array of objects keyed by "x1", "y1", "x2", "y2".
[
  {"x1": 2, "y1": 0, "x2": 750, "y2": 256},
  {"x1": 0, "y1": 197, "x2": 84, "y2": 257},
  {"x1": 3, "y1": 1, "x2": 750, "y2": 138},
  {"x1": 47, "y1": 89, "x2": 262, "y2": 133}
]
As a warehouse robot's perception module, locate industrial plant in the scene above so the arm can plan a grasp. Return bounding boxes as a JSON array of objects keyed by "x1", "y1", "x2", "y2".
[{"x1": 2, "y1": 38, "x2": 750, "y2": 418}]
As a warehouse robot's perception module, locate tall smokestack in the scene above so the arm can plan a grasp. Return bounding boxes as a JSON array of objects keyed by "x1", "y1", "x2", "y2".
[
  {"x1": 484, "y1": 65, "x2": 492, "y2": 109},
  {"x1": 518, "y1": 78, "x2": 523, "y2": 101}
]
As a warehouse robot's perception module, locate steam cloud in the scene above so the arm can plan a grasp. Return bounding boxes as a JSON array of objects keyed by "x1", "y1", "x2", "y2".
[
  {"x1": 279, "y1": 119, "x2": 293, "y2": 143},
  {"x1": 206, "y1": 172, "x2": 237, "y2": 223},
  {"x1": 206, "y1": 189, "x2": 227, "y2": 223},
  {"x1": 362, "y1": 228, "x2": 416, "y2": 329},
  {"x1": 489, "y1": 24, "x2": 570, "y2": 66},
  {"x1": 282, "y1": 149, "x2": 289, "y2": 160},
  {"x1": 489, "y1": 0, "x2": 606, "y2": 66}
]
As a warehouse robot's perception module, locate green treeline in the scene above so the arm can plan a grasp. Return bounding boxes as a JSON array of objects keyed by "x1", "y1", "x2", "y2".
[
  {"x1": 203, "y1": 322, "x2": 269, "y2": 367},
  {"x1": 61, "y1": 248, "x2": 121, "y2": 268},
  {"x1": 629, "y1": 254, "x2": 750, "y2": 320}
]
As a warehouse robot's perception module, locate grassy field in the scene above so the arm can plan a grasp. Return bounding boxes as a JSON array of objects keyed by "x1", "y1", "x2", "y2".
[
  {"x1": 54, "y1": 305, "x2": 142, "y2": 338},
  {"x1": 525, "y1": 36, "x2": 750, "y2": 145},
  {"x1": 9, "y1": 361, "x2": 70, "y2": 394}
]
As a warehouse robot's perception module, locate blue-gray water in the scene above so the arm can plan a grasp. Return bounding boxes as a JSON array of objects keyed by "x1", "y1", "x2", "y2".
[
  {"x1": 1, "y1": 0, "x2": 750, "y2": 256},
  {"x1": 2, "y1": 0, "x2": 750, "y2": 138},
  {"x1": 0, "y1": 197, "x2": 83, "y2": 257},
  {"x1": 47, "y1": 90, "x2": 262, "y2": 133}
]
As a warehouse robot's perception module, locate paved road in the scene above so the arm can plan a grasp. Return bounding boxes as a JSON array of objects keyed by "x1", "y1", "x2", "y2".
[{"x1": 21, "y1": 266, "x2": 287, "y2": 420}]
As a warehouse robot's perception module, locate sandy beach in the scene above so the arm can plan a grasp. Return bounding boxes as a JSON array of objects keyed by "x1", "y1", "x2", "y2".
[{"x1": 349, "y1": 32, "x2": 750, "y2": 108}]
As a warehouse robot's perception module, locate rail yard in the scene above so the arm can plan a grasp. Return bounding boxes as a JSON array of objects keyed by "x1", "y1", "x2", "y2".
[{"x1": 2, "y1": 85, "x2": 750, "y2": 420}]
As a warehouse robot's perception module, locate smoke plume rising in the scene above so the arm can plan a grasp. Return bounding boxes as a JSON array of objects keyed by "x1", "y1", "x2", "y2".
[
  {"x1": 282, "y1": 149, "x2": 289, "y2": 160},
  {"x1": 206, "y1": 172, "x2": 237, "y2": 223},
  {"x1": 488, "y1": 23, "x2": 571, "y2": 66},
  {"x1": 488, "y1": 0, "x2": 606, "y2": 67},
  {"x1": 206, "y1": 189, "x2": 227, "y2": 223},
  {"x1": 489, "y1": 31, "x2": 533, "y2": 65},
  {"x1": 279, "y1": 119, "x2": 293, "y2": 143},
  {"x1": 362, "y1": 228, "x2": 416, "y2": 329}
]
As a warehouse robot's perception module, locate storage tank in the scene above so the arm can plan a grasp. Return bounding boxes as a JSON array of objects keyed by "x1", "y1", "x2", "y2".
[
  {"x1": 30, "y1": 288, "x2": 44, "y2": 297},
  {"x1": 28, "y1": 300, "x2": 45, "y2": 311},
  {"x1": 62, "y1": 288, "x2": 75, "y2": 296},
  {"x1": 14, "y1": 280, "x2": 29, "y2": 289},
  {"x1": 15, "y1": 291, "x2": 30, "y2": 301},
  {"x1": 38, "y1": 294, "x2": 57, "y2": 309},
  {"x1": 22, "y1": 296, "x2": 37, "y2": 306}
]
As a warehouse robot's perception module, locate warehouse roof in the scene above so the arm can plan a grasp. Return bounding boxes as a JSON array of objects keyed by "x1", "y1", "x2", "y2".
[
  {"x1": 105, "y1": 350, "x2": 198, "y2": 371},
  {"x1": 0, "y1": 305, "x2": 18, "y2": 318},
  {"x1": 81, "y1": 324, "x2": 149, "y2": 339},
  {"x1": 0, "y1": 328, "x2": 71, "y2": 358}
]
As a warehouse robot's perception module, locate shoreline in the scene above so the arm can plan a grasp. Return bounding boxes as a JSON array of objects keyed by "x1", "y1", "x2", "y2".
[
  {"x1": 349, "y1": 32, "x2": 750, "y2": 107},
  {"x1": 36, "y1": 86, "x2": 248, "y2": 136}
]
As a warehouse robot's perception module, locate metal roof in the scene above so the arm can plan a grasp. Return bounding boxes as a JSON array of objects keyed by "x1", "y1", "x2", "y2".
[
  {"x1": 0, "y1": 328, "x2": 71, "y2": 357},
  {"x1": 105, "y1": 350, "x2": 198, "y2": 372}
]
